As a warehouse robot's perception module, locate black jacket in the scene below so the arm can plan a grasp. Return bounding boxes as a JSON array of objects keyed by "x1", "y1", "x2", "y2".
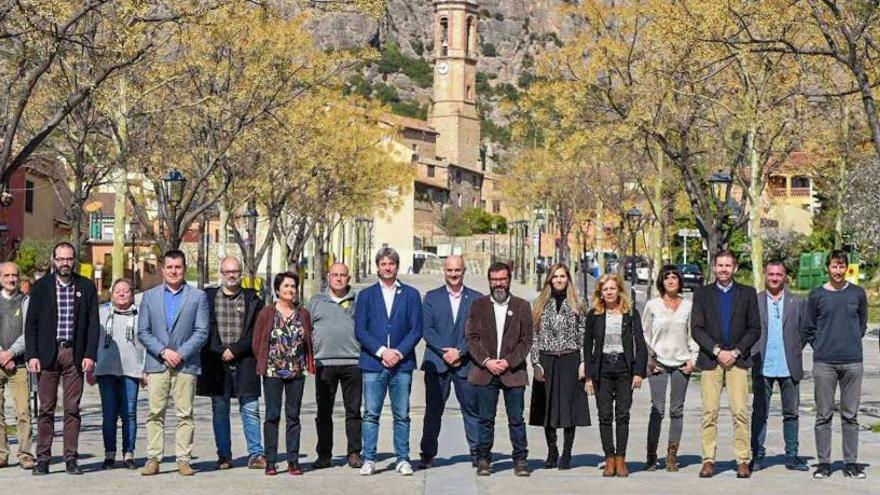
[
  {"x1": 25, "y1": 273, "x2": 99, "y2": 371},
  {"x1": 691, "y1": 282, "x2": 761, "y2": 371},
  {"x1": 583, "y1": 308, "x2": 648, "y2": 380},
  {"x1": 196, "y1": 287, "x2": 264, "y2": 398}
]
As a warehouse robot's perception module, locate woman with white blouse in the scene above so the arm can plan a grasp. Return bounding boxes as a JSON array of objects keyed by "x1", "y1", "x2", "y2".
[{"x1": 641, "y1": 264, "x2": 698, "y2": 472}]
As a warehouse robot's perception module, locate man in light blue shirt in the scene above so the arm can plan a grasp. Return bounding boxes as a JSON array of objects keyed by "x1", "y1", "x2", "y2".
[{"x1": 750, "y1": 261, "x2": 807, "y2": 472}]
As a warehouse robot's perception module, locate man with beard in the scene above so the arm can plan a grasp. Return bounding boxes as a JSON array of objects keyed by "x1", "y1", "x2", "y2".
[
  {"x1": 25, "y1": 243, "x2": 100, "y2": 475},
  {"x1": 418, "y1": 256, "x2": 482, "y2": 469},
  {"x1": 196, "y1": 257, "x2": 266, "y2": 470},
  {"x1": 466, "y1": 262, "x2": 533, "y2": 477},
  {"x1": 355, "y1": 247, "x2": 423, "y2": 476}
]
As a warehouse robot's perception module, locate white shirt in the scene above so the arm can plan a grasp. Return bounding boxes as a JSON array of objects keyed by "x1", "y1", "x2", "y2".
[
  {"x1": 376, "y1": 279, "x2": 401, "y2": 357},
  {"x1": 492, "y1": 296, "x2": 510, "y2": 357},
  {"x1": 380, "y1": 279, "x2": 400, "y2": 318},
  {"x1": 447, "y1": 285, "x2": 463, "y2": 324}
]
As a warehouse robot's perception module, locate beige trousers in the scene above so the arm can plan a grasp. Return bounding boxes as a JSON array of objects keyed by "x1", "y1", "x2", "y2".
[
  {"x1": 700, "y1": 365, "x2": 751, "y2": 463},
  {"x1": 145, "y1": 369, "x2": 196, "y2": 462},
  {"x1": 0, "y1": 366, "x2": 33, "y2": 461}
]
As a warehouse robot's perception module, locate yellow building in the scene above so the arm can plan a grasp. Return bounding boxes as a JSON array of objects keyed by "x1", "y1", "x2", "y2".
[{"x1": 762, "y1": 151, "x2": 818, "y2": 234}]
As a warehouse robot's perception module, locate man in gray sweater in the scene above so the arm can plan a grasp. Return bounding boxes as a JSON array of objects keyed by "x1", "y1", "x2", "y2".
[
  {"x1": 308, "y1": 262, "x2": 363, "y2": 469},
  {"x1": 803, "y1": 250, "x2": 869, "y2": 480},
  {"x1": 0, "y1": 261, "x2": 34, "y2": 469}
]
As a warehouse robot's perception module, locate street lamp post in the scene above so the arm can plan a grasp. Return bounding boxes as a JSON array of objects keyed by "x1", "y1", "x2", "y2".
[
  {"x1": 625, "y1": 207, "x2": 642, "y2": 315},
  {"x1": 707, "y1": 171, "x2": 742, "y2": 274},
  {"x1": 535, "y1": 210, "x2": 546, "y2": 292},
  {"x1": 162, "y1": 169, "x2": 187, "y2": 246}
]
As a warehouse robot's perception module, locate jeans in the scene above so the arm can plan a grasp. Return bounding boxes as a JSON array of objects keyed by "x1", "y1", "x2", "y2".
[
  {"x1": 647, "y1": 365, "x2": 690, "y2": 451},
  {"x1": 751, "y1": 375, "x2": 799, "y2": 459},
  {"x1": 315, "y1": 365, "x2": 362, "y2": 459},
  {"x1": 597, "y1": 370, "x2": 633, "y2": 456},
  {"x1": 362, "y1": 369, "x2": 412, "y2": 463},
  {"x1": 97, "y1": 375, "x2": 140, "y2": 456},
  {"x1": 263, "y1": 376, "x2": 305, "y2": 465},
  {"x1": 474, "y1": 377, "x2": 527, "y2": 462},
  {"x1": 813, "y1": 361, "x2": 862, "y2": 464},
  {"x1": 211, "y1": 395, "x2": 263, "y2": 460},
  {"x1": 420, "y1": 370, "x2": 480, "y2": 460}
]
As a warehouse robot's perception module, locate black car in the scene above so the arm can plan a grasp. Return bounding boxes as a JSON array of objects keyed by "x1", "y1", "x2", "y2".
[{"x1": 677, "y1": 263, "x2": 704, "y2": 291}]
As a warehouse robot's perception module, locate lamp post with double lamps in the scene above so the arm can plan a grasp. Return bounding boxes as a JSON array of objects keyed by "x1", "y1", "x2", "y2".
[{"x1": 624, "y1": 207, "x2": 642, "y2": 315}]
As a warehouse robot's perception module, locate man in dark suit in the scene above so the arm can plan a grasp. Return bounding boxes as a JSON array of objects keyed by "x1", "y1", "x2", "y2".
[
  {"x1": 418, "y1": 255, "x2": 482, "y2": 469},
  {"x1": 196, "y1": 256, "x2": 265, "y2": 470},
  {"x1": 691, "y1": 250, "x2": 760, "y2": 479},
  {"x1": 750, "y1": 260, "x2": 808, "y2": 472},
  {"x1": 466, "y1": 262, "x2": 533, "y2": 477},
  {"x1": 354, "y1": 247, "x2": 423, "y2": 477},
  {"x1": 25, "y1": 242, "x2": 99, "y2": 475}
]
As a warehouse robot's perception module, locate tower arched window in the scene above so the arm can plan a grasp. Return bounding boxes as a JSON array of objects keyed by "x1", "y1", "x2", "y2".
[{"x1": 466, "y1": 16, "x2": 476, "y2": 55}]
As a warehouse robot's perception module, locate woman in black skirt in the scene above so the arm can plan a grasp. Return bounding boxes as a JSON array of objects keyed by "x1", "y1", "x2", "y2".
[
  {"x1": 528, "y1": 263, "x2": 590, "y2": 470},
  {"x1": 584, "y1": 273, "x2": 647, "y2": 478}
]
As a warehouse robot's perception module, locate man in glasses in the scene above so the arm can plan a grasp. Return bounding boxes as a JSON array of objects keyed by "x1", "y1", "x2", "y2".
[
  {"x1": 25, "y1": 242, "x2": 100, "y2": 475},
  {"x1": 196, "y1": 256, "x2": 266, "y2": 470},
  {"x1": 749, "y1": 260, "x2": 808, "y2": 473}
]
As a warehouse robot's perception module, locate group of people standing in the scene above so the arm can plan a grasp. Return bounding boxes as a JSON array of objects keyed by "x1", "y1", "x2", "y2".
[{"x1": 0, "y1": 242, "x2": 871, "y2": 482}]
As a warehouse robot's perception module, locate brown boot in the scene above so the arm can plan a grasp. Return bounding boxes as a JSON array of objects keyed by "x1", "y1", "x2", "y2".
[
  {"x1": 666, "y1": 442, "x2": 679, "y2": 472},
  {"x1": 141, "y1": 457, "x2": 160, "y2": 476},
  {"x1": 616, "y1": 455, "x2": 629, "y2": 477},
  {"x1": 602, "y1": 455, "x2": 616, "y2": 477}
]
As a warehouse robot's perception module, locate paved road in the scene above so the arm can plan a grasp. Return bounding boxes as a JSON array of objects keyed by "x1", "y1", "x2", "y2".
[{"x1": 2, "y1": 273, "x2": 880, "y2": 494}]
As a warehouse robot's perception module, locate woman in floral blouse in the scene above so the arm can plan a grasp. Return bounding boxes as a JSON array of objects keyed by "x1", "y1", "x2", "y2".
[
  {"x1": 253, "y1": 271, "x2": 315, "y2": 476},
  {"x1": 528, "y1": 263, "x2": 590, "y2": 471}
]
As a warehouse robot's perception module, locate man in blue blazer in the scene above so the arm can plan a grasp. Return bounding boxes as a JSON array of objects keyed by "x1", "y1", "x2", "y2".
[
  {"x1": 137, "y1": 250, "x2": 209, "y2": 476},
  {"x1": 418, "y1": 255, "x2": 481, "y2": 469},
  {"x1": 355, "y1": 247, "x2": 423, "y2": 476}
]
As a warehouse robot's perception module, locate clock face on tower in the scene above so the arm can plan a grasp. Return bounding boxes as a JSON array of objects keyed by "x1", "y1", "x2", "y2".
[{"x1": 437, "y1": 62, "x2": 449, "y2": 75}]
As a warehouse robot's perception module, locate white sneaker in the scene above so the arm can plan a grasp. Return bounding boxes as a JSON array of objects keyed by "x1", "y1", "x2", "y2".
[
  {"x1": 360, "y1": 460, "x2": 376, "y2": 476},
  {"x1": 396, "y1": 460, "x2": 414, "y2": 476}
]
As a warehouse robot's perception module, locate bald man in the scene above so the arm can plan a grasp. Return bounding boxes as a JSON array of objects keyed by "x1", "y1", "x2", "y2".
[
  {"x1": 418, "y1": 256, "x2": 483, "y2": 468},
  {"x1": 308, "y1": 263, "x2": 363, "y2": 469},
  {"x1": 0, "y1": 262, "x2": 34, "y2": 469}
]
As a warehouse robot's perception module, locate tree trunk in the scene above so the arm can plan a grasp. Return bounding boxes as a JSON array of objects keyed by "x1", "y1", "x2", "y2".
[
  {"x1": 652, "y1": 148, "x2": 664, "y2": 280},
  {"x1": 265, "y1": 233, "x2": 274, "y2": 303},
  {"x1": 197, "y1": 213, "x2": 207, "y2": 289},
  {"x1": 834, "y1": 101, "x2": 851, "y2": 248},
  {"x1": 853, "y1": 61, "x2": 880, "y2": 157},
  {"x1": 747, "y1": 125, "x2": 764, "y2": 288},
  {"x1": 112, "y1": 171, "x2": 127, "y2": 282}
]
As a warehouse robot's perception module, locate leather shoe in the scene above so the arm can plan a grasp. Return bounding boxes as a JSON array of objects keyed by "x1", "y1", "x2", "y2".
[
  {"x1": 248, "y1": 455, "x2": 267, "y2": 470},
  {"x1": 513, "y1": 460, "x2": 530, "y2": 477},
  {"x1": 418, "y1": 455, "x2": 434, "y2": 469},
  {"x1": 19, "y1": 456, "x2": 35, "y2": 470},
  {"x1": 602, "y1": 455, "x2": 616, "y2": 477},
  {"x1": 32, "y1": 460, "x2": 49, "y2": 476},
  {"x1": 699, "y1": 461, "x2": 714, "y2": 478},
  {"x1": 178, "y1": 461, "x2": 196, "y2": 476},
  {"x1": 736, "y1": 462, "x2": 751, "y2": 479},
  {"x1": 750, "y1": 455, "x2": 764, "y2": 471},
  {"x1": 288, "y1": 464, "x2": 304, "y2": 476},
  {"x1": 66, "y1": 459, "x2": 83, "y2": 475},
  {"x1": 476, "y1": 459, "x2": 492, "y2": 476},
  {"x1": 216, "y1": 457, "x2": 232, "y2": 470},
  {"x1": 785, "y1": 456, "x2": 809, "y2": 472},
  {"x1": 141, "y1": 457, "x2": 160, "y2": 476},
  {"x1": 347, "y1": 453, "x2": 363, "y2": 468}
]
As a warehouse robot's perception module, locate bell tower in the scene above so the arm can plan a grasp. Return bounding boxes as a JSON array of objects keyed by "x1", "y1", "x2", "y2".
[{"x1": 429, "y1": 1, "x2": 480, "y2": 172}]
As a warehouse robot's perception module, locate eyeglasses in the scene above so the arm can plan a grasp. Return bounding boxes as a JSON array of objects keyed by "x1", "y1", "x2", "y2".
[{"x1": 221, "y1": 270, "x2": 242, "y2": 276}]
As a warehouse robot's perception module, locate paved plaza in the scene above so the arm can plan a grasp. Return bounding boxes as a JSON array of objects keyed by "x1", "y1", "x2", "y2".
[{"x1": 2, "y1": 273, "x2": 879, "y2": 494}]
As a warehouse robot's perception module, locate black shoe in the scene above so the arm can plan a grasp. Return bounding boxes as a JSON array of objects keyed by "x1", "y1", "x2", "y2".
[
  {"x1": 312, "y1": 457, "x2": 332, "y2": 470},
  {"x1": 514, "y1": 460, "x2": 531, "y2": 477},
  {"x1": 65, "y1": 459, "x2": 83, "y2": 475},
  {"x1": 544, "y1": 446, "x2": 559, "y2": 469},
  {"x1": 471, "y1": 458, "x2": 479, "y2": 468},
  {"x1": 785, "y1": 456, "x2": 808, "y2": 472},
  {"x1": 558, "y1": 452, "x2": 571, "y2": 471},
  {"x1": 32, "y1": 460, "x2": 49, "y2": 476},
  {"x1": 347, "y1": 453, "x2": 363, "y2": 469},
  {"x1": 843, "y1": 463, "x2": 866, "y2": 479},
  {"x1": 750, "y1": 455, "x2": 765, "y2": 472},
  {"x1": 476, "y1": 459, "x2": 492, "y2": 476},
  {"x1": 102, "y1": 458, "x2": 115, "y2": 470},
  {"x1": 813, "y1": 463, "x2": 832, "y2": 479},
  {"x1": 123, "y1": 458, "x2": 137, "y2": 470},
  {"x1": 644, "y1": 453, "x2": 658, "y2": 471},
  {"x1": 418, "y1": 455, "x2": 434, "y2": 469}
]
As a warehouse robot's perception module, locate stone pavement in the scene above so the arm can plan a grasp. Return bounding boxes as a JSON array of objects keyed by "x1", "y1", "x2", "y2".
[{"x1": 2, "y1": 273, "x2": 879, "y2": 494}]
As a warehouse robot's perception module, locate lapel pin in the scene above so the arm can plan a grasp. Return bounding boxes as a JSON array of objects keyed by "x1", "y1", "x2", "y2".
[
  {"x1": 76, "y1": 291, "x2": 82, "y2": 298},
  {"x1": 507, "y1": 310, "x2": 513, "y2": 316},
  {"x1": 396, "y1": 289, "x2": 402, "y2": 295}
]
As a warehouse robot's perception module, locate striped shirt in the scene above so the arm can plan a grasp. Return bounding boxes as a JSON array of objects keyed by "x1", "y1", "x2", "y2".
[{"x1": 56, "y1": 277, "x2": 75, "y2": 342}]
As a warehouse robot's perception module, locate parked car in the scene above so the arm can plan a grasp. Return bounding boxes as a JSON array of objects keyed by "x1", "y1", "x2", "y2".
[
  {"x1": 412, "y1": 250, "x2": 440, "y2": 274},
  {"x1": 677, "y1": 263, "x2": 704, "y2": 291},
  {"x1": 622, "y1": 256, "x2": 651, "y2": 284}
]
